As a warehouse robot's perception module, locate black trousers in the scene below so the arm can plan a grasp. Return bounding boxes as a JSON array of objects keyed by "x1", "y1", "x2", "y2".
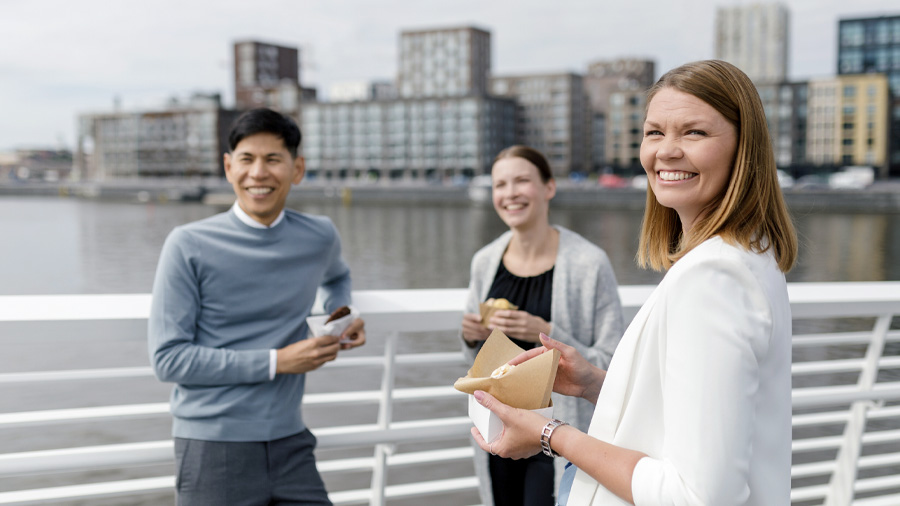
[
  {"x1": 489, "y1": 452, "x2": 556, "y2": 506},
  {"x1": 174, "y1": 429, "x2": 331, "y2": 506}
]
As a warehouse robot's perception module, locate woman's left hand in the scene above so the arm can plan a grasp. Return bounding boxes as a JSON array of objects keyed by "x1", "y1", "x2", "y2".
[
  {"x1": 488, "y1": 310, "x2": 551, "y2": 343},
  {"x1": 470, "y1": 390, "x2": 548, "y2": 460}
]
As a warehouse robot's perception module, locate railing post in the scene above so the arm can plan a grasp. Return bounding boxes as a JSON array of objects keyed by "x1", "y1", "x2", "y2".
[
  {"x1": 369, "y1": 330, "x2": 398, "y2": 506},
  {"x1": 823, "y1": 313, "x2": 893, "y2": 506}
]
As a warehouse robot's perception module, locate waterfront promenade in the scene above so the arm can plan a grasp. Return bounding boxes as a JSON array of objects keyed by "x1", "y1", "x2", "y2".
[{"x1": 3, "y1": 178, "x2": 900, "y2": 212}]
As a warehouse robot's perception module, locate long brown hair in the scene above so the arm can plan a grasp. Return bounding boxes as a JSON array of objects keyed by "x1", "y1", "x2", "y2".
[{"x1": 637, "y1": 60, "x2": 797, "y2": 272}]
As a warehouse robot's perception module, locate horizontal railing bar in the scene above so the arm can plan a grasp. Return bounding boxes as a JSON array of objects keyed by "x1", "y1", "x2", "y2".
[
  {"x1": 792, "y1": 429, "x2": 900, "y2": 453},
  {"x1": 792, "y1": 356, "x2": 900, "y2": 376},
  {"x1": 1, "y1": 283, "x2": 897, "y2": 323},
  {"x1": 791, "y1": 451, "x2": 900, "y2": 479},
  {"x1": 0, "y1": 475, "x2": 481, "y2": 506},
  {"x1": 792, "y1": 382, "x2": 900, "y2": 408},
  {"x1": 792, "y1": 404, "x2": 900, "y2": 427},
  {"x1": 0, "y1": 417, "x2": 474, "y2": 478},
  {"x1": 792, "y1": 331, "x2": 900, "y2": 348},
  {"x1": 0, "y1": 353, "x2": 466, "y2": 385},
  {"x1": 317, "y1": 447, "x2": 474, "y2": 474},
  {"x1": 0, "y1": 387, "x2": 465, "y2": 429},
  {"x1": 854, "y1": 493, "x2": 900, "y2": 505}
]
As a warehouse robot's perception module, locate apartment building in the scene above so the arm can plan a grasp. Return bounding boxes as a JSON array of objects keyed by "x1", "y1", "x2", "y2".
[
  {"x1": 76, "y1": 94, "x2": 238, "y2": 180},
  {"x1": 301, "y1": 96, "x2": 515, "y2": 180},
  {"x1": 838, "y1": 14, "x2": 900, "y2": 177},
  {"x1": 398, "y1": 26, "x2": 491, "y2": 99},
  {"x1": 715, "y1": 3, "x2": 790, "y2": 82},
  {"x1": 489, "y1": 73, "x2": 589, "y2": 175},
  {"x1": 757, "y1": 81, "x2": 809, "y2": 169}
]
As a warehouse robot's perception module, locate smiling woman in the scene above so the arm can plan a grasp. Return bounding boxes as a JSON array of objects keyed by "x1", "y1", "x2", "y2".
[{"x1": 459, "y1": 145, "x2": 624, "y2": 506}]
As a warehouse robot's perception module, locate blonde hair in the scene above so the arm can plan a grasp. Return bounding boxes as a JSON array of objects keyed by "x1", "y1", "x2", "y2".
[{"x1": 637, "y1": 60, "x2": 797, "y2": 273}]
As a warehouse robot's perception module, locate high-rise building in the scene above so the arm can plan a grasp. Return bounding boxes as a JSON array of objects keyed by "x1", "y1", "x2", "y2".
[
  {"x1": 837, "y1": 14, "x2": 900, "y2": 177},
  {"x1": 234, "y1": 40, "x2": 302, "y2": 115},
  {"x1": 715, "y1": 3, "x2": 790, "y2": 82},
  {"x1": 398, "y1": 26, "x2": 491, "y2": 99},
  {"x1": 605, "y1": 89, "x2": 647, "y2": 172},
  {"x1": 489, "y1": 73, "x2": 590, "y2": 176}
]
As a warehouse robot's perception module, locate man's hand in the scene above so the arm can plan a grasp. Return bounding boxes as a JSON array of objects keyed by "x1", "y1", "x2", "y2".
[
  {"x1": 340, "y1": 318, "x2": 366, "y2": 350},
  {"x1": 276, "y1": 335, "x2": 340, "y2": 374},
  {"x1": 462, "y1": 313, "x2": 491, "y2": 346},
  {"x1": 487, "y1": 310, "x2": 552, "y2": 343}
]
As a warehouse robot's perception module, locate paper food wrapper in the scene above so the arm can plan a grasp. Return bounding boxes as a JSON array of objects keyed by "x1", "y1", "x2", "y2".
[
  {"x1": 454, "y1": 329, "x2": 559, "y2": 410},
  {"x1": 479, "y1": 299, "x2": 519, "y2": 329},
  {"x1": 306, "y1": 306, "x2": 359, "y2": 344},
  {"x1": 454, "y1": 329, "x2": 560, "y2": 443}
]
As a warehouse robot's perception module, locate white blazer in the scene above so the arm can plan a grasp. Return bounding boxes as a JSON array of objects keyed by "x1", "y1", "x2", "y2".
[{"x1": 568, "y1": 236, "x2": 792, "y2": 505}]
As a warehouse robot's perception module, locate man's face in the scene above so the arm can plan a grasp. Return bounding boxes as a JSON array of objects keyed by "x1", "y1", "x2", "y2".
[{"x1": 223, "y1": 132, "x2": 305, "y2": 226}]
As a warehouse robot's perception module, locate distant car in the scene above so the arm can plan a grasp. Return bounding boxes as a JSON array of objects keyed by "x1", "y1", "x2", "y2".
[
  {"x1": 598, "y1": 174, "x2": 628, "y2": 188},
  {"x1": 630, "y1": 175, "x2": 648, "y2": 190},
  {"x1": 793, "y1": 174, "x2": 830, "y2": 190},
  {"x1": 776, "y1": 170, "x2": 794, "y2": 189}
]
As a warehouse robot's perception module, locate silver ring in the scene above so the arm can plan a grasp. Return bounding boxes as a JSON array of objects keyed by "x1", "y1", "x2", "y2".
[{"x1": 489, "y1": 442, "x2": 496, "y2": 455}]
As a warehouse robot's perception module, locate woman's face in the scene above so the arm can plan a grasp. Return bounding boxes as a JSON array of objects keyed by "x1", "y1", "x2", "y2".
[
  {"x1": 640, "y1": 87, "x2": 738, "y2": 233},
  {"x1": 491, "y1": 156, "x2": 556, "y2": 230}
]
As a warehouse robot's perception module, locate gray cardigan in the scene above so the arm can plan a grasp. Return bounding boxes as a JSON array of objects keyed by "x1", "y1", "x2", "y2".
[{"x1": 463, "y1": 225, "x2": 625, "y2": 505}]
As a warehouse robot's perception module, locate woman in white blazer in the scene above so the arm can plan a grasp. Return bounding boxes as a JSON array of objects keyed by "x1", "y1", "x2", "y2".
[{"x1": 469, "y1": 60, "x2": 799, "y2": 505}]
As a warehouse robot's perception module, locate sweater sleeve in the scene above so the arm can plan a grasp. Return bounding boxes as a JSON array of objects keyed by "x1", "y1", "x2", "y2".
[
  {"x1": 550, "y1": 248, "x2": 624, "y2": 370},
  {"x1": 317, "y1": 223, "x2": 353, "y2": 313},
  {"x1": 630, "y1": 253, "x2": 772, "y2": 505},
  {"x1": 148, "y1": 229, "x2": 270, "y2": 386},
  {"x1": 460, "y1": 249, "x2": 488, "y2": 362}
]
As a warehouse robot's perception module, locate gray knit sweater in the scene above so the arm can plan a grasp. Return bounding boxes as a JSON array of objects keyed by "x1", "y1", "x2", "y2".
[{"x1": 463, "y1": 225, "x2": 625, "y2": 505}]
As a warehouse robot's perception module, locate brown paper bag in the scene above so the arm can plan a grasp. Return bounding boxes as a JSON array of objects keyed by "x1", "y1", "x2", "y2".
[
  {"x1": 453, "y1": 329, "x2": 559, "y2": 410},
  {"x1": 479, "y1": 299, "x2": 518, "y2": 329}
]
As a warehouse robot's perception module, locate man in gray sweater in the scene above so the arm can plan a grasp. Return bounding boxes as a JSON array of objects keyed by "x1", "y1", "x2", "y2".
[{"x1": 148, "y1": 108, "x2": 365, "y2": 505}]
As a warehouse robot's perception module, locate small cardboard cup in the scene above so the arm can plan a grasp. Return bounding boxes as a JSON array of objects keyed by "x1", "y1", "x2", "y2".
[
  {"x1": 306, "y1": 306, "x2": 360, "y2": 344},
  {"x1": 454, "y1": 329, "x2": 560, "y2": 443}
]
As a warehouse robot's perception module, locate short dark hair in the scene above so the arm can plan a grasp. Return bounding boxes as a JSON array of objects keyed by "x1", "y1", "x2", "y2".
[
  {"x1": 228, "y1": 108, "x2": 302, "y2": 158},
  {"x1": 493, "y1": 145, "x2": 554, "y2": 182}
]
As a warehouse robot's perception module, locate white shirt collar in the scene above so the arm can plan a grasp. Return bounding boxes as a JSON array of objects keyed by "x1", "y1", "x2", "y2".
[{"x1": 232, "y1": 202, "x2": 285, "y2": 229}]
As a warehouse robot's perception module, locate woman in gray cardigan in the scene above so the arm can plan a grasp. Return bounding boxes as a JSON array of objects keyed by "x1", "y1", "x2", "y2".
[{"x1": 461, "y1": 145, "x2": 624, "y2": 506}]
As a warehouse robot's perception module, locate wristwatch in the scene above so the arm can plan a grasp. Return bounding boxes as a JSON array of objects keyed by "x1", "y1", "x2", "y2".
[{"x1": 540, "y1": 419, "x2": 569, "y2": 457}]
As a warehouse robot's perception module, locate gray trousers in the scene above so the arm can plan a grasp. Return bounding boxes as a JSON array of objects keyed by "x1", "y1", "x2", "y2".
[{"x1": 174, "y1": 429, "x2": 332, "y2": 506}]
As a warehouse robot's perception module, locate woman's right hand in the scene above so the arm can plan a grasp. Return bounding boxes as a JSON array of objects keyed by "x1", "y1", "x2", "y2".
[
  {"x1": 462, "y1": 313, "x2": 491, "y2": 346},
  {"x1": 509, "y1": 333, "x2": 606, "y2": 404}
]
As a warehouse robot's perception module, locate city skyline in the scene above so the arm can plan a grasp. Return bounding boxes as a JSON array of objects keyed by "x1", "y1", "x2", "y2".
[{"x1": 2, "y1": 0, "x2": 898, "y2": 152}]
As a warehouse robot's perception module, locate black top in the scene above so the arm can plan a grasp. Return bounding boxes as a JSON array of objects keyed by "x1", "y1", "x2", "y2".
[{"x1": 486, "y1": 261, "x2": 554, "y2": 350}]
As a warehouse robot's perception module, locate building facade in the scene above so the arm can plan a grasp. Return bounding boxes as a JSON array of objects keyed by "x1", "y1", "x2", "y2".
[
  {"x1": 757, "y1": 81, "x2": 809, "y2": 170},
  {"x1": 715, "y1": 3, "x2": 790, "y2": 82},
  {"x1": 76, "y1": 94, "x2": 238, "y2": 180},
  {"x1": 838, "y1": 14, "x2": 900, "y2": 177},
  {"x1": 489, "y1": 73, "x2": 589, "y2": 176},
  {"x1": 234, "y1": 40, "x2": 302, "y2": 116},
  {"x1": 301, "y1": 96, "x2": 516, "y2": 180},
  {"x1": 806, "y1": 75, "x2": 890, "y2": 173},
  {"x1": 605, "y1": 89, "x2": 646, "y2": 172},
  {"x1": 398, "y1": 26, "x2": 491, "y2": 99}
]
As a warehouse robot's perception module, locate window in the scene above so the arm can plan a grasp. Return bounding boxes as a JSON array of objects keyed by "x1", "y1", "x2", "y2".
[{"x1": 843, "y1": 86, "x2": 856, "y2": 98}]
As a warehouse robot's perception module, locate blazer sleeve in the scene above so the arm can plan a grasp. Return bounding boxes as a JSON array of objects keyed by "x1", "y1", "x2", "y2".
[
  {"x1": 460, "y1": 248, "x2": 489, "y2": 362},
  {"x1": 148, "y1": 229, "x2": 270, "y2": 386},
  {"x1": 630, "y1": 254, "x2": 773, "y2": 505}
]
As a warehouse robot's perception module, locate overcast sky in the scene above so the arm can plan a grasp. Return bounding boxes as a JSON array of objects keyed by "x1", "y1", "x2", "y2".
[{"x1": 1, "y1": 0, "x2": 897, "y2": 151}]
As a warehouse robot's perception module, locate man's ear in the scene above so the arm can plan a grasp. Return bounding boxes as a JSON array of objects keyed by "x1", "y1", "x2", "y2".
[
  {"x1": 292, "y1": 156, "x2": 306, "y2": 185},
  {"x1": 223, "y1": 152, "x2": 234, "y2": 183}
]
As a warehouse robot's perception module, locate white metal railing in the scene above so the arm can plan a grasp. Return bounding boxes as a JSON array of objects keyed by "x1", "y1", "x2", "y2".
[{"x1": 0, "y1": 283, "x2": 899, "y2": 505}]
